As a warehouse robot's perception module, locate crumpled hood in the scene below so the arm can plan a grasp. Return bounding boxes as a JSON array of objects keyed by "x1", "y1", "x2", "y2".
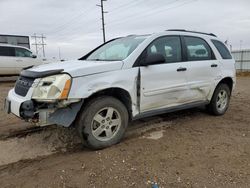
[{"x1": 28, "y1": 60, "x2": 124, "y2": 77}]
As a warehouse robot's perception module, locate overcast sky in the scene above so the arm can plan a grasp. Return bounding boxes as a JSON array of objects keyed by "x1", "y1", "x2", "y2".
[{"x1": 0, "y1": 0, "x2": 250, "y2": 60}]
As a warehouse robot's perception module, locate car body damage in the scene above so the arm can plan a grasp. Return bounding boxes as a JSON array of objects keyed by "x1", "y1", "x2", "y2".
[
  {"x1": 69, "y1": 68, "x2": 140, "y2": 116},
  {"x1": 37, "y1": 67, "x2": 140, "y2": 127},
  {"x1": 5, "y1": 30, "x2": 236, "y2": 130},
  {"x1": 48, "y1": 100, "x2": 83, "y2": 127}
]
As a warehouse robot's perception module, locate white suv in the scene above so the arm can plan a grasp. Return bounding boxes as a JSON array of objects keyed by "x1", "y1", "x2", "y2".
[
  {"x1": 5, "y1": 30, "x2": 236, "y2": 149},
  {"x1": 0, "y1": 44, "x2": 43, "y2": 75}
]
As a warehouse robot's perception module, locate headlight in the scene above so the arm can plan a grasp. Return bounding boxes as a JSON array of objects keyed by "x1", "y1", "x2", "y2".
[{"x1": 32, "y1": 74, "x2": 71, "y2": 101}]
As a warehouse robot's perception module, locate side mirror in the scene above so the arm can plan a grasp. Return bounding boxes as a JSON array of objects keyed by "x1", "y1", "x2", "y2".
[
  {"x1": 141, "y1": 53, "x2": 165, "y2": 66},
  {"x1": 31, "y1": 54, "x2": 37, "y2": 58}
]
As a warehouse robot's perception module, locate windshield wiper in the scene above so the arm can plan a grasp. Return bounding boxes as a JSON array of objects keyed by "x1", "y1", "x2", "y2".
[
  {"x1": 86, "y1": 58, "x2": 121, "y2": 61},
  {"x1": 87, "y1": 58, "x2": 104, "y2": 61}
]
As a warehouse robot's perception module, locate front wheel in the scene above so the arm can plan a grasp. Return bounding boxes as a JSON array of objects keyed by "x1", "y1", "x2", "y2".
[
  {"x1": 207, "y1": 84, "x2": 231, "y2": 116},
  {"x1": 76, "y1": 96, "x2": 129, "y2": 149}
]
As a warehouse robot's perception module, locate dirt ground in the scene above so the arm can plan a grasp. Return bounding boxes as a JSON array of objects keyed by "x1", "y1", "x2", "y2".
[{"x1": 0, "y1": 77, "x2": 249, "y2": 188}]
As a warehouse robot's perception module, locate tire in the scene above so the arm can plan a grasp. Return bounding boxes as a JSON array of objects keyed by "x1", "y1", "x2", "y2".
[
  {"x1": 76, "y1": 96, "x2": 129, "y2": 149},
  {"x1": 207, "y1": 83, "x2": 231, "y2": 116}
]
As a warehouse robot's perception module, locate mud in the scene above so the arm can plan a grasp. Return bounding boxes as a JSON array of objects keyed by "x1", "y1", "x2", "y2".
[{"x1": 0, "y1": 77, "x2": 249, "y2": 188}]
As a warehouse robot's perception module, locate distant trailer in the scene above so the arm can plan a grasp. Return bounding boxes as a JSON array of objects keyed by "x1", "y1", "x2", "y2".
[{"x1": 0, "y1": 34, "x2": 30, "y2": 49}]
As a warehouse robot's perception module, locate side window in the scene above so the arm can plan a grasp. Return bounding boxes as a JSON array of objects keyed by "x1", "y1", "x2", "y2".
[
  {"x1": 15, "y1": 48, "x2": 32, "y2": 57},
  {"x1": 212, "y1": 40, "x2": 232, "y2": 59},
  {"x1": 184, "y1": 36, "x2": 212, "y2": 61},
  {"x1": 0, "y1": 47, "x2": 15, "y2": 56},
  {"x1": 147, "y1": 36, "x2": 182, "y2": 63}
]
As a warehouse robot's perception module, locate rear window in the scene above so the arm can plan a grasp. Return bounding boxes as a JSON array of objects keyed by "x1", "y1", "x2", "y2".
[
  {"x1": 0, "y1": 46, "x2": 15, "y2": 56},
  {"x1": 212, "y1": 40, "x2": 232, "y2": 59}
]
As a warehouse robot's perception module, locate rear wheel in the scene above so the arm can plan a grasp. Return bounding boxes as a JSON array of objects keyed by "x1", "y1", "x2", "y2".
[
  {"x1": 76, "y1": 96, "x2": 128, "y2": 149},
  {"x1": 207, "y1": 84, "x2": 231, "y2": 116}
]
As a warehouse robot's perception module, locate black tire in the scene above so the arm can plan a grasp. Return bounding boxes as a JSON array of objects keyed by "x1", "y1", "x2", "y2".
[
  {"x1": 76, "y1": 96, "x2": 128, "y2": 149},
  {"x1": 207, "y1": 83, "x2": 231, "y2": 116}
]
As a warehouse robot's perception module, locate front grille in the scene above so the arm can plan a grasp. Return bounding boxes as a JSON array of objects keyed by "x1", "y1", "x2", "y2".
[{"x1": 14, "y1": 76, "x2": 35, "y2": 97}]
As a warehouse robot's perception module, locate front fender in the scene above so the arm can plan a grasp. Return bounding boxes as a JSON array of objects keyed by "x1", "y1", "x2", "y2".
[{"x1": 68, "y1": 68, "x2": 139, "y2": 116}]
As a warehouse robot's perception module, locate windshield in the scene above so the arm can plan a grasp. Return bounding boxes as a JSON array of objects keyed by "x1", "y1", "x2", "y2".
[{"x1": 86, "y1": 36, "x2": 147, "y2": 61}]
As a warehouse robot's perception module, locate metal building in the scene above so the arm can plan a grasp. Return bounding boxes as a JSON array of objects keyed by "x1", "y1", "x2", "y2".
[
  {"x1": 0, "y1": 34, "x2": 30, "y2": 49},
  {"x1": 231, "y1": 50, "x2": 250, "y2": 72}
]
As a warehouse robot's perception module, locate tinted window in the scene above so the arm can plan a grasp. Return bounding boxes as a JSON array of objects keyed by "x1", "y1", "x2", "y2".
[
  {"x1": 15, "y1": 48, "x2": 32, "y2": 57},
  {"x1": 212, "y1": 40, "x2": 232, "y2": 59},
  {"x1": 184, "y1": 36, "x2": 212, "y2": 61},
  {"x1": 147, "y1": 36, "x2": 182, "y2": 63},
  {"x1": 0, "y1": 46, "x2": 15, "y2": 56}
]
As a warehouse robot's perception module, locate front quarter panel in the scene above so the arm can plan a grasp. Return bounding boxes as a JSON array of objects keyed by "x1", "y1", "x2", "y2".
[{"x1": 68, "y1": 68, "x2": 139, "y2": 116}]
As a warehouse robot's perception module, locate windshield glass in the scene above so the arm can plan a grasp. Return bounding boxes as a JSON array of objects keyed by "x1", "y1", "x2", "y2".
[{"x1": 86, "y1": 36, "x2": 147, "y2": 61}]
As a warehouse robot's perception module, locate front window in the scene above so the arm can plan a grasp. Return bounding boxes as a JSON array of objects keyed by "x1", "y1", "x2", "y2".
[
  {"x1": 147, "y1": 36, "x2": 182, "y2": 63},
  {"x1": 86, "y1": 36, "x2": 147, "y2": 61},
  {"x1": 15, "y1": 48, "x2": 32, "y2": 57}
]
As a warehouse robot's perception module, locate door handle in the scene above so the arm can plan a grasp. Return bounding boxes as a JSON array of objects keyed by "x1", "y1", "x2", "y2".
[
  {"x1": 211, "y1": 64, "x2": 218, "y2": 68},
  {"x1": 16, "y1": 59, "x2": 23, "y2": 62},
  {"x1": 177, "y1": 67, "x2": 187, "y2": 72}
]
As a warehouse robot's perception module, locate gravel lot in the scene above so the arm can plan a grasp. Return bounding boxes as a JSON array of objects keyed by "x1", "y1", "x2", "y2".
[{"x1": 0, "y1": 77, "x2": 249, "y2": 188}]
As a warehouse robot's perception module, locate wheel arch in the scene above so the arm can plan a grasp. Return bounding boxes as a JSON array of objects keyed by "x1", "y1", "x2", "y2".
[
  {"x1": 83, "y1": 87, "x2": 133, "y2": 120},
  {"x1": 216, "y1": 77, "x2": 234, "y2": 93},
  {"x1": 209, "y1": 76, "x2": 234, "y2": 101},
  {"x1": 208, "y1": 77, "x2": 234, "y2": 102}
]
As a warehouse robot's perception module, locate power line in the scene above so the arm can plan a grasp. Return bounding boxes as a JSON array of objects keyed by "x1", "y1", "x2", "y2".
[
  {"x1": 48, "y1": 17, "x2": 99, "y2": 41},
  {"x1": 97, "y1": 0, "x2": 108, "y2": 43},
  {"x1": 109, "y1": 0, "x2": 197, "y2": 28},
  {"x1": 31, "y1": 34, "x2": 46, "y2": 58},
  {"x1": 108, "y1": 0, "x2": 181, "y2": 25},
  {"x1": 46, "y1": 4, "x2": 96, "y2": 35},
  {"x1": 108, "y1": 0, "x2": 144, "y2": 13}
]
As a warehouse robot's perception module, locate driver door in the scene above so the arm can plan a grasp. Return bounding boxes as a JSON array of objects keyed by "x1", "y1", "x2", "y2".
[{"x1": 140, "y1": 36, "x2": 189, "y2": 112}]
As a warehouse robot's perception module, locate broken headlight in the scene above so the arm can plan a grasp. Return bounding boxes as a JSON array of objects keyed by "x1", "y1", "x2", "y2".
[{"x1": 32, "y1": 74, "x2": 71, "y2": 102}]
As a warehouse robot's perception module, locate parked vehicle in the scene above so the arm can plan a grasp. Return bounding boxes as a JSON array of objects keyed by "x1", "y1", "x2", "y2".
[
  {"x1": 5, "y1": 30, "x2": 236, "y2": 149},
  {"x1": 0, "y1": 44, "x2": 43, "y2": 75}
]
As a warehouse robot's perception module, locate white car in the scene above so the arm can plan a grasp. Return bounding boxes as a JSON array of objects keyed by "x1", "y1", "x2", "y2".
[
  {"x1": 5, "y1": 30, "x2": 236, "y2": 149},
  {"x1": 0, "y1": 44, "x2": 43, "y2": 75}
]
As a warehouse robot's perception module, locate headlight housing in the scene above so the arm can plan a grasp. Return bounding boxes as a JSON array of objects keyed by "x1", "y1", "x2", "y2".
[{"x1": 32, "y1": 74, "x2": 71, "y2": 101}]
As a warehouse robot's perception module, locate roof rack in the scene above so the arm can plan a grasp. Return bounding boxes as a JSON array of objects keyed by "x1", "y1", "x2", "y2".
[{"x1": 167, "y1": 29, "x2": 217, "y2": 37}]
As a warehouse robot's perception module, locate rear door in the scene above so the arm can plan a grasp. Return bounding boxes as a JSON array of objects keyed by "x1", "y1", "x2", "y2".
[
  {"x1": 140, "y1": 36, "x2": 189, "y2": 112},
  {"x1": 0, "y1": 46, "x2": 16, "y2": 75},
  {"x1": 182, "y1": 36, "x2": 221, "y2": 102}
]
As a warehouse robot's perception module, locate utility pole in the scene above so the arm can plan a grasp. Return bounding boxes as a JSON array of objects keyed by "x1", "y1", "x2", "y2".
[
  {"x1": 41, "y1": 34, "x2": 46, "y2": 57},
  {"x1": 239, "y1": 40, "x2": 243, "y2": 51},
  {"x1": 33, "y1": 33, "x2": 38, "y2": 55},
  {"x1": 97, "y1": 0, "x2": 108, "y2": 43},
  {"x1": 58, "y1": 47, "x2": 61, "y2": 61},
  {"x1": 31, "y1": 34, "x2": 46, "y2": 58}
]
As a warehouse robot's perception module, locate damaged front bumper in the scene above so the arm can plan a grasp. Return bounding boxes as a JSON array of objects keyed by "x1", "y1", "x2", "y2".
[{"x1": 6, "y1": 89, "x2": 83, "y2": 127}]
